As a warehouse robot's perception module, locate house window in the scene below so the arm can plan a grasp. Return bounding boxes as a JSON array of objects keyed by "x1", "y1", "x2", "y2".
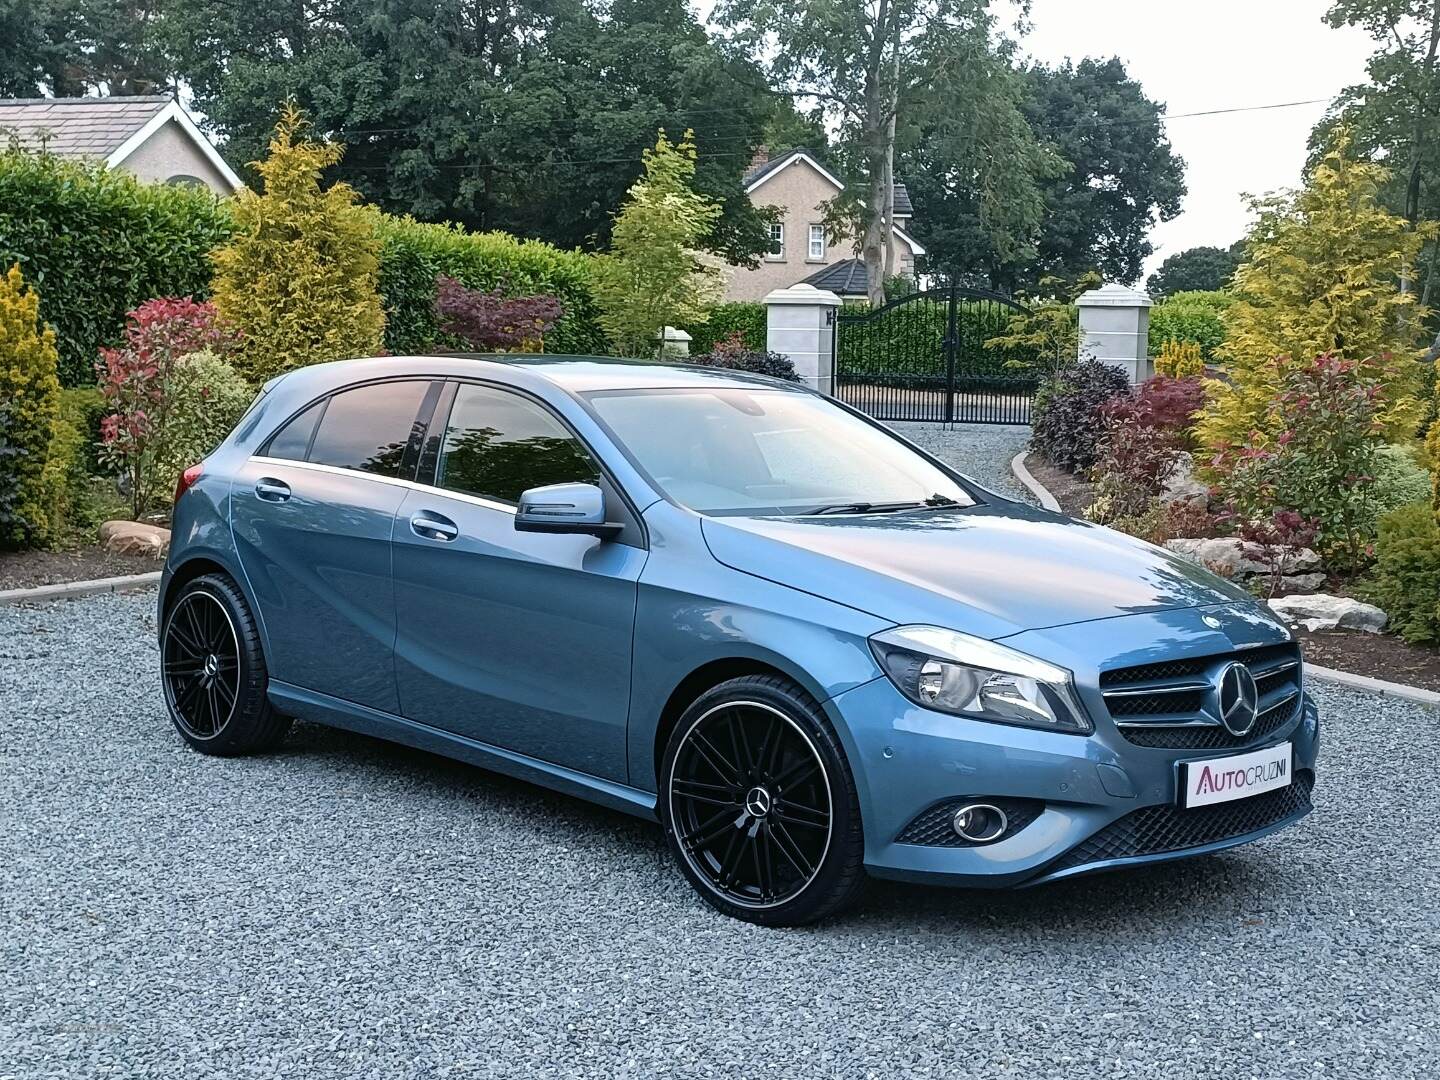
[
  {"x1": 767, "y1": 222, "x2": 785, "y2": 260},
  {"x1": 808, "y1": 225, "x2": 825, "y2": 260}
]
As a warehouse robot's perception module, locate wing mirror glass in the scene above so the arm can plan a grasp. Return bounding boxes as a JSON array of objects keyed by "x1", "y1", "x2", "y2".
[{"x1": 515, "y1": 482, "x2": 622, "y2": 540}]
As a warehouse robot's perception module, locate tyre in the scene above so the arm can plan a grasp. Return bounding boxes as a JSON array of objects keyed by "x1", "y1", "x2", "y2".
[
  {"x1": 160, "y1": 573, "x2": 290, "y2": 756},
  {"x1": 659, "y1": 674, "x2": 865, "y2": 926}
]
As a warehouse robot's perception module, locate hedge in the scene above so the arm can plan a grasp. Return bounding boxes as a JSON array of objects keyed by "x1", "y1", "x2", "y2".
[
  {"x1": 1147, "y1": 289, "x2": 1230, "y2": 362},
  {"x1": 681, "y1": 301, "x2": 767, "y2": 355},
  {"x1": 837, "y1": 299, "x2": 1043, "y2": 385},
  {"x1": 0, "y1": 148, "x2": 235, "y2": 386},
  {"x1": 374, "y1": 215, "x2": 607, "y2": 357}
]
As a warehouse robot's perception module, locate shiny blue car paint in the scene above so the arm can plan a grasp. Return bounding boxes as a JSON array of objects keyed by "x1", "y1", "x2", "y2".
[{"x1": 162, "y1": 353, "x2": 1319, "y2": 888}]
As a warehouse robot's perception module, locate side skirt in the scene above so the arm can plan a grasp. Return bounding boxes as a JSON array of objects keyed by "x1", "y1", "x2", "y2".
[{"x1": 267, "y1": 680, "x2": 659, "y2": 822}]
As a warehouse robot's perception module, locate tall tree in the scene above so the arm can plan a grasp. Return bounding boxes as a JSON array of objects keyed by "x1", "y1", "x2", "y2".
[
  {"x1": 1313, "y1": 1, "x2": 1440, "y2": 305},
  {"x1": 898, "y1": 47, "x2": 1063, "y2": 289},
  {"x1": 1146, "y1": 243, "x2": 1243, "y2": 297},
  {"x1": 1, "y1": 0, "x2": 170, "y2": 96},
  {"x1": 158, "y1": 0, "x2": 775, "y2": 262},
  {"x1": 899, "y1": 56, "x2": 1184, "y2": 291},
  {"x1": 715, "y1": 0, "x2": 1008, "y2": 305},
  {"x1": 1020, "y1": 58, "x2": 1185, "y2": 289},
  {"x1": 591, "y1": 130, "x2": 722, "y2": 356}
]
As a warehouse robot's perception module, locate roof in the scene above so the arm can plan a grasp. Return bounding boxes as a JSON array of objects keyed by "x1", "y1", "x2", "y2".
[
  {"x1": 744, "y1": 148, "x2": 913, "y2": 217},
  {"x1": 0, "y1": 95, "x2": 243, "y2": 191},
  {"x1": 0, "y1": 95, "x2": 170, "y2": 158},
  {"x1": 801, "y1": 258, "x2": 871, "y2": 297},
  {"x1": 272, "y1": 354, "x2": 806, "y2": 399}
]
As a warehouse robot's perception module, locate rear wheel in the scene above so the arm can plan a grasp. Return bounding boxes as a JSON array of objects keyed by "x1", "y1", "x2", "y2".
[
  {"x1": 161, "y1": 574, "x2": 290, "y2": 756},
  {"x1": 659, "y1": 675, "x2": 865, "y2": 926}
]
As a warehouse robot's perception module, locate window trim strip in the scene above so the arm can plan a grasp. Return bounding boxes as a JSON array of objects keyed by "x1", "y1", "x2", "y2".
[{"x1": 249, "y1": 455, "x2": 517, "y2": 515}]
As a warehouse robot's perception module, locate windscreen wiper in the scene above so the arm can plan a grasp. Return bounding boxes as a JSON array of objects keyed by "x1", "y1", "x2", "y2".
[{"x1": 803, "y1": 494, "x2": 964, "y2": 516}]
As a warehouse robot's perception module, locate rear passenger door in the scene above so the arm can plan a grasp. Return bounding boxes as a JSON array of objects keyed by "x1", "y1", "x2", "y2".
[
  {"x1": 232, "y1": 379, "x2": 439, "y2": 715},
  {"x1": 391, "y1": 381, "x2": 646, "y2": 782}
]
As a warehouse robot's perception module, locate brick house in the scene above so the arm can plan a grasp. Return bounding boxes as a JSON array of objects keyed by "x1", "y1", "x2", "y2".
[{"x1": 724, "y1": 147, "x2": 925, "y2": 302}]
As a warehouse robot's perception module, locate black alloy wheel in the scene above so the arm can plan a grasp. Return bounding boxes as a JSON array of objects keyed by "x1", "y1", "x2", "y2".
[
  {"x1": 661, "y1": 675, "x2": 865, "y2": 925},
  {"x1": 163, "y1": 590, "x2": 240, "y2": 740},
  {"x1": 161, "y1": 574, "x2": 290, "y2": 755}
]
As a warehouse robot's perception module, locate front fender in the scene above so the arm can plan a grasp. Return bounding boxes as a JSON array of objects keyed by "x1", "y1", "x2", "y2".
[{"x1": 626, "y1": 503, "x2": 890, "y2": 791}]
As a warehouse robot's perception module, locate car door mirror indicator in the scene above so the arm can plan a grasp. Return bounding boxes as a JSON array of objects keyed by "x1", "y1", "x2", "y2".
[{"x1": 515, "y1": 482, "x2": 623, "y2": 540}]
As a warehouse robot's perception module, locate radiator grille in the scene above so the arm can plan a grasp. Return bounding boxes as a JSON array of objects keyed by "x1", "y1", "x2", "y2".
[{"x1": 1100, "y1": 643, "x2": 1303, "y2": 751}]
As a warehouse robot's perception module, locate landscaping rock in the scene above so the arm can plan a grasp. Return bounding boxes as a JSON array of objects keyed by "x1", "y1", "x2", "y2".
[
  {"x1": 1159, "y1": 452, "x2": 1210, "y2": 509},
  {"x1": 1279, "y1": 572, "x2": 1327, "y2": 593},
  {"x1": 1165, "y1": 537, "x2": 1321, "y2": 579},
  {"x1": 99, "y1": 520, "x2": 170, "y2": 559},
  {"x1": 1268, "y1": 593, "x2": 1388, "y2": 634}
]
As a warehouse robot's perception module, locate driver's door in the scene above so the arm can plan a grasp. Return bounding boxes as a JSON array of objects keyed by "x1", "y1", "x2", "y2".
[{"x1": 391, "y1": 382, "x2": 646, "y2": 782}]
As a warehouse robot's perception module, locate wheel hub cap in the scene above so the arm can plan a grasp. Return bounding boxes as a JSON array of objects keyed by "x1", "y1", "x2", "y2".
[{"x1": 744, "y1": 785, "x2": 772, "y2": 818}]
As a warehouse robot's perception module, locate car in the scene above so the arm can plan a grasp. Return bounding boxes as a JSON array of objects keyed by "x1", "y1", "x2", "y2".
[{"x1": 157, "y1": 353, "x2": 1318, "y2": 926}]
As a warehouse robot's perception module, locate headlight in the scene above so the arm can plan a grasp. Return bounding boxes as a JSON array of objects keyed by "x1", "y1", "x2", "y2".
[{"x1": 869, "y1": 625, "x2": 1092, "y2": 734}]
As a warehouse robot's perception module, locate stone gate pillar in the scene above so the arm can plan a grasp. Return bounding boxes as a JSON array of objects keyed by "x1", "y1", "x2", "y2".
[
  {"x1": 1075, "y1": 282, "x2": 1153, "y2": 384},
  {"x1": 763, "y1": 283, "x2": 844, "y2": 394}
]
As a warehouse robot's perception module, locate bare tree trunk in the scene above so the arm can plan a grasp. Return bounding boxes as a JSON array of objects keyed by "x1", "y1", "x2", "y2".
[
  {"x1": 859, "y1": 0, "x2": 894, "y2": 308},
  {"x1": 881, "y1": 34, "x2": 900, "y2": 284}
]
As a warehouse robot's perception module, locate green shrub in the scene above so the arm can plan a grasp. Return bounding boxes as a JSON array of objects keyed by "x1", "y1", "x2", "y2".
[
  {"x1": 0, "y1": 264, "x2": 62, "y2": 547},
  {"x1": 682, "y1": 301, "x2": 766, "y2": 355},
  {"x1": 1365, "y1": 503, "x2": 1440, "y2": 644},
  {"x1": 59, "y1": 385, "x2": 107, "y2": 476},
  {"x1": 155, "y1": 349, "x2": 254, "y2": 489},
  {"x1": 1147, "y1": 290, "x2": 1230, "y2": 362},
  {"x1": 376, "y1": 215, "x2": 606, "y2": 357},
  {"x1": 0, "y1": 147, "x2": 234, "y2": 386},
  {"x1": 0, "y1": 404, "x2": 26, "y2": 537},
  {"x1": 1364, "y1": 444, "x2": 1434, "y2": 536}
]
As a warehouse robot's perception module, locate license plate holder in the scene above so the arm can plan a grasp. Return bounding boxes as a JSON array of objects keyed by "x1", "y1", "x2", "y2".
[{"x1": 1178, "y1": 742, "x2": 1293, "y2": 809}]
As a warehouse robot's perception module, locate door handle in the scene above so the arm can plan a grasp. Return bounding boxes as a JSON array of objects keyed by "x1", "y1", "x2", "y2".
[
  {"x1": 255, "y1": 477, "x2": 291, "y2": 502},
  {"x1": 410, "y1": 510, "x2": 459, "y2": 542}
]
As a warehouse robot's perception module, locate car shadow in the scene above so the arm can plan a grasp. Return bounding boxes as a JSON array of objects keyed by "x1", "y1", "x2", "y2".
[{"x1": 270, "y1": 720, "x2": 1293, "y2": 936}]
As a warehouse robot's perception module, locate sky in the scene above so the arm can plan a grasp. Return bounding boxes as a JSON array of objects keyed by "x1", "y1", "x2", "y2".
[{"x1": 1008, "y1": 0, "x2": 1377, "y2": 282}]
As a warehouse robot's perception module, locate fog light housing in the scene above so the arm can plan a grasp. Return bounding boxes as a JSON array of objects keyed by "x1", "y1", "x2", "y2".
[{"x1": 952, "y1": 803, "x2": 1008, "y2": 843}]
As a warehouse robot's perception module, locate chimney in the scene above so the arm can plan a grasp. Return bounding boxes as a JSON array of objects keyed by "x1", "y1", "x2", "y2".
[{"x1": 750, "y1": 145, "x2": 770, "y2": 170}]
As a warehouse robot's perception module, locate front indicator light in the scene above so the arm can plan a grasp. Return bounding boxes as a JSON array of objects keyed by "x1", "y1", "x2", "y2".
[{"x1": 870, "y1": 625, "x2": 1092, "y2": 734}]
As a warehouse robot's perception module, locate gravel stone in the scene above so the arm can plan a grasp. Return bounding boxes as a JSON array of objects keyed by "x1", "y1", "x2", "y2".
[
  {"x1": 885, "y1": 421, "x2": 1036, "y2": 503},
  {"x1": 3, "y1": 590, "x2": 1438, "y2": 1079}
]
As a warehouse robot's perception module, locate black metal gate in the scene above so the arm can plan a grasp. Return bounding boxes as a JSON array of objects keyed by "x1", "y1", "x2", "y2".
[{"x1": 832, "y1": 285, "x2": 1040, "y2": 425}]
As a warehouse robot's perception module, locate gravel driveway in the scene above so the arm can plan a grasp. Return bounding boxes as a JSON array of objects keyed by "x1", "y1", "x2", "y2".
[
  {"x1": 888, "y1": 421, "x2": 1035, "y2": 503},
  {"x1": 3, "y1": 591, "x2": 1437, "y2": 1079}
]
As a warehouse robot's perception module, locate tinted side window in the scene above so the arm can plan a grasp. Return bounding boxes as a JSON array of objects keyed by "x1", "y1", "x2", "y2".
[
  {"x1": 437, "y1": 385, "x2": 600, "y2": 503},
  {"x1": 265, "y1": 401, "x2": 322, "y2": 461},
  {"x1": 308, "y1": 381, "x2": 428, "y2": 478}
]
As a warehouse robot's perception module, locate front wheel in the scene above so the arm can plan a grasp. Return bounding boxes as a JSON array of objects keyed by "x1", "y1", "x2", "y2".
[
  {"x1": 160, "y1": 573, "x2": 290, "y2": 756},
  {"x1": 659, "y1": 675, "x2": 865, "y2": 926}
]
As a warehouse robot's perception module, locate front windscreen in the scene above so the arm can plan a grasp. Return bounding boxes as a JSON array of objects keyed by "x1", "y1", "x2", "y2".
[{"x1": 585, "y1": 387, "x2": 977, "y2": 516}]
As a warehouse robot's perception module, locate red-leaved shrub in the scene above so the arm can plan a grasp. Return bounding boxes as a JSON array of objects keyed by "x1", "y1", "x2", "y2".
[{"x1": 433, "y1": 276, "x2": 564, "y2": 352}]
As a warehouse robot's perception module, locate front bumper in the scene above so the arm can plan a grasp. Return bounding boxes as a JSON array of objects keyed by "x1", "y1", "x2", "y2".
[{"x1": 824, "y1": 606, "x2": 1320, "y2": 888}]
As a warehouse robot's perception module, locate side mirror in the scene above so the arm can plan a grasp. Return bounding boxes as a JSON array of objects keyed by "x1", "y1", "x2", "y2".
[{"x1": 515, "y1": 482, "x2": 623, "y2": 540}]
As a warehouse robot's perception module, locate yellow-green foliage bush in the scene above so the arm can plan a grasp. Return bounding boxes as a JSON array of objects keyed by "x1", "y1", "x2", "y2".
[
  {"x1": 1198, "y1": 138, "x2": 1427, "y2": 462},
  {"x1": 0, "y1": 264, "x2": 62, "y2": 547},
  {"x1": 1147, "y1": 291, "x2": 1230, "y2": 362},
  {"x1": 1154, "y1": 339, "x2": 1203, "y2": 379},
  {"x1": 212, "y1": 104, "x2": 384, "y2": 383}
]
